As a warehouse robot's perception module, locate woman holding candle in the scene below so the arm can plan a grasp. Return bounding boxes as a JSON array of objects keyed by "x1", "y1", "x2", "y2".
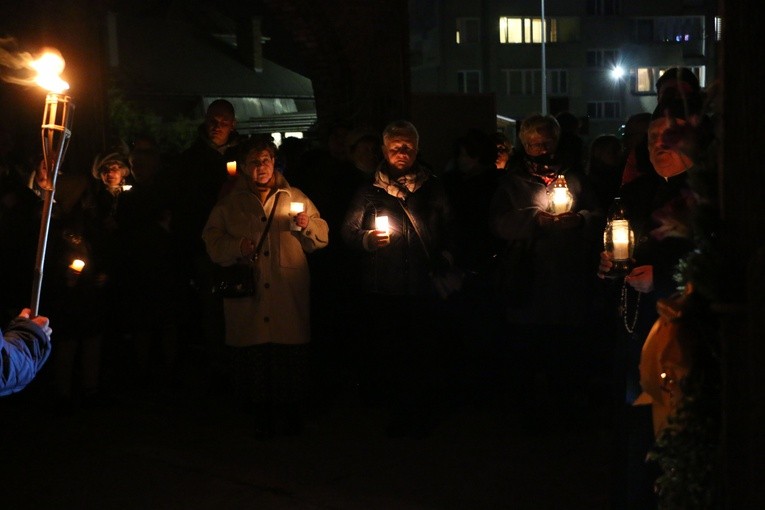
[
  {"x1": 41, "y1": 146, "x2": 136, "y2": 409},
  {"x1": 203, "y1": 135, "x2": 328, "y2": 438},
  {"x1": 341, "y1": 120, "x2": 457, "y2": 438},
  {"x1": 488, "y1": 113, "x2": 603, "y2": 430}
]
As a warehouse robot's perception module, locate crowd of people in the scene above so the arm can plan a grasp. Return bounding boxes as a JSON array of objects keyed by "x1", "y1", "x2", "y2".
[{"x1": 1, "y1": 68, "x2": 713, "y2": 508}]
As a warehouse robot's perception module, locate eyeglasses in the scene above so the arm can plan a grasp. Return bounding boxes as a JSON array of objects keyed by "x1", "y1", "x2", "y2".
[
  {"x1": 247, "y1": 156, "x2": 273, "y2": 168},
  {"x1": 100, "y1": 162, "x2": 126, "y2": 174}
]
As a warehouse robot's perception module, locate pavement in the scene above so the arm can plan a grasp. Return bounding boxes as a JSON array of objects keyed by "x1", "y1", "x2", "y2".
[{"x1": 1, "y1": 351, "x2": 614, "y2": 510}]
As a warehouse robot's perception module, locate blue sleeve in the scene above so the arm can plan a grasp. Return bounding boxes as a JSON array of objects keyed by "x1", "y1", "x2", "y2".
[{"x1": 0, "y1": 318, "x2": 52, "y2": 397}]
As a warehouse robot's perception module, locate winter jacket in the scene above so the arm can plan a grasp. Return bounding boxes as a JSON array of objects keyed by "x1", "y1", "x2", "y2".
[
  {"x1": 0, "y1": 317, "x2": 51, "y2": 396},
  {"x1": 490, "y1": 164, "x2": 603, "y2": 325},
  {"x1": 173, "y1": 129, "x2": 243, "y2": 259},
  {"x1": 202, "y1": 173, "x2": 328, "y2": 347},
  {"x1": 341, "y1": 163, "x2": 455, "y2": 297},
  {"x1": 619, "y1": 170, "x2": 696, "y2": 340}
]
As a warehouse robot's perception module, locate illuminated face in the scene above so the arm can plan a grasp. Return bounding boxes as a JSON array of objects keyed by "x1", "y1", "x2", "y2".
[
  {"x1": 205, "y1": 110, "x2": 235, "y2": 147},
  {"x1": 383, "y1": 137, "x2": 418, "y2": 173},
  {"x1": 496, "y1": 144, "x2": 511, "y2": 169},
  {"x1": 99, "y1": 161, "x2": 127, "y2": 189},
  {"x1": 647, "y1": 117, "x2": 694, "y2": 179},
  {"x1": 522, "y1": 128, "x2": 557, "y2": 157},
  {"x1": 243, "y1": 149, "x2": 275, "y2": 185}
]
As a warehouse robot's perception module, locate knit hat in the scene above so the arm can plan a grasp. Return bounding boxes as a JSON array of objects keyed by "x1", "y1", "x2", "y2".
[{"x1": 91, "y1": 144, "x2": 132, "y2": 179}]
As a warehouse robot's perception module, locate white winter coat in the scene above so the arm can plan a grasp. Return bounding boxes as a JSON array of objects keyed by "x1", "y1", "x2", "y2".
[{"x1": 202, "y1": 174, "x2": 329, "y2": 346}]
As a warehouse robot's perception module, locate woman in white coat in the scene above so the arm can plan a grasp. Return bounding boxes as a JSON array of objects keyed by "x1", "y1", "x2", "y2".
[{"x1": 203, "y1": 136, "x2": 328, "y2": 437}]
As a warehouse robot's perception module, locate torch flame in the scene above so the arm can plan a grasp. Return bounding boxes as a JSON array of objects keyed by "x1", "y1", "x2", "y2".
[
  {"x1": 0, "y1": 39, "x2": 69, "y2": 93},
  {"x1": 31, "y1": 50, "x2": 69, "y2": 93}
]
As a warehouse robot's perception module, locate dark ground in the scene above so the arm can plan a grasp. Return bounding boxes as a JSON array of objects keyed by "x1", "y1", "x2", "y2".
[{"x1": 1, "y1": 340, "x2": 616, "y2": 510}]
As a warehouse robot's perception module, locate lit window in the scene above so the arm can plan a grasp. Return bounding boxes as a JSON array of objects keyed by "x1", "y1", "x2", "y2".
[
  {"x1": 632, "y1": 66, "x2": 705, "y2": 94},
  {"x1": 636, "y1": 68, "x2": 654, "y2": 93},
  {"x1": 499, "y1": 17, "x2": 557, "y2": 44}
]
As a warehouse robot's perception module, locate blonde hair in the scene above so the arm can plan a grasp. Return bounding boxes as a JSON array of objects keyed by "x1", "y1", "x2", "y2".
[{"x1": 519, "y1": 114, "x2": 560, "y2": 146}]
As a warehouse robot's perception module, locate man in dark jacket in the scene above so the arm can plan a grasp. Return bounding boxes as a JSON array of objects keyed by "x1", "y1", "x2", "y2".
[
  {"x1": 598, "y1": 93, "x2": 710, "y2": 510},
  {"x1": 172, "y1": 99, "x2": 243, "y2": 383},
  {"x1": 342, "y1": 120, "x2": 456, "y2": 438},
  {"x1": 1, "y1": 308, "x2": 52, "y2": 397}
]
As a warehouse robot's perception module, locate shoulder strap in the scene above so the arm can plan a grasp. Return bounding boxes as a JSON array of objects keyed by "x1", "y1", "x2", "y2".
[
  {"x1": 253, "y1": 193, "x2": 281, "y2": 258},
  {"x1": 397, "y1": 199, "x2": 431, "y2": 260}
]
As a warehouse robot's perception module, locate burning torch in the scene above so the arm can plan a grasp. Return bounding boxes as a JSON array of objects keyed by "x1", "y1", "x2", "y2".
[{"x1": 30, "y1": 50, "x2": 74, "y2": 316}]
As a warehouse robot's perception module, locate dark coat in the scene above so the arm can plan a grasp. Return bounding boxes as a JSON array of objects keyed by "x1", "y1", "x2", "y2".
[
  {"x1": 490, "y1": 163, "x2": 603, "y2": 325},
  {"x1": 341, "y1": 164, "x2": 455, "y2": 297},
  {"x1": 620, "y1": 170, "x2": 696, "y2": 338},
  {"x1": 172, "y1": 130, "x2": 242, "y2": 259}
]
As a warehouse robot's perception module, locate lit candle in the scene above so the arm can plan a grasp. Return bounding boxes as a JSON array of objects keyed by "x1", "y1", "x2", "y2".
[
  {"x1": 69, "y1": 259, "x2": 85, "y2": 273},
  {"x1": 611, "y1": 219, "x2": 630, "y2": 260},
  {"x1": 289, "y1": 202, "x2": 305, "y2": 231},
  {"x1": 375, "y1": 215, "x2": 389, "y2": 234},
  {"x1": 552, "y1": 187, "x2": 570, "y2": 214},
  {"x1": 550, "y1": 175, "x2": 573, "y2": 214},
  {"x1": 226, "y1": 161, "x2": 237, "y2": 176}
]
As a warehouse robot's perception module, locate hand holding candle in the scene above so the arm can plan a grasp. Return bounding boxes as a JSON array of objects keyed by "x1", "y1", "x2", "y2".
[
  {"x1": 549, "y1": 175, "x2": 573, "y2": 214},
  {"x1": 369, "y1": 215, "x2": 391, "y2": 249},
  {"x1": 290, "y1": 202, "x2": 305, "y2": 231},
  {"x1": 226, "y1": 161, "x2": 237, "y2": 176},
  {"x1": 601, "y1": 198, "x2": 634, "y2": 277},
  {"x1": 611, "y1": 219, "x2": 631, "y2": 260},
  {"x1": 374, "y1": 215, "x2": 389, "y2": 234}
]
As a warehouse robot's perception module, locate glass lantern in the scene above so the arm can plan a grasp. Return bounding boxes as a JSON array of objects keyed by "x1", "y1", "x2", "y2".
[
  {"x1": 548, "y1": 174, "x2": 573, "y2": 214},
  {"x1": 603, "y1": 197, "x2": 634, "y2": 276}
]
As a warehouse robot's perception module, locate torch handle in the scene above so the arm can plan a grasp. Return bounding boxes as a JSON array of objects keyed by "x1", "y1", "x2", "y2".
[
  {"x1": 30, "y1": 189, "x2": 56, "y2": 316},
  {"x1": 30, "y1": 93, "x2": 73, "y2": 316}
]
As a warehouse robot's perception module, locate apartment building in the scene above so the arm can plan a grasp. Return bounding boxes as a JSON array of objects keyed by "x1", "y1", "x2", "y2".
[{"x1": 409, "y1": 0, "x2": 718, "y2": 142}]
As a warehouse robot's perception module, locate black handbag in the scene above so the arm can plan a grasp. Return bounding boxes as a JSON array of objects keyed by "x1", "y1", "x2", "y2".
[
  {"x1": 212, "y1": 262, "x2": 258, "y2": 298},
  {"x1": 212, "y1": 194, "x2": 280, "y2": 298}
]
